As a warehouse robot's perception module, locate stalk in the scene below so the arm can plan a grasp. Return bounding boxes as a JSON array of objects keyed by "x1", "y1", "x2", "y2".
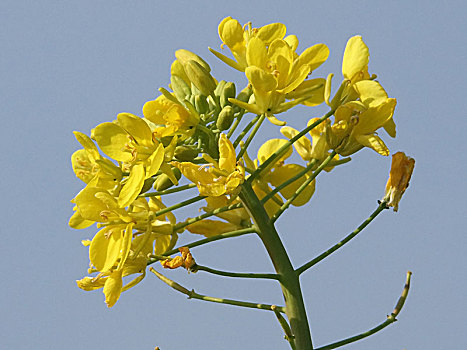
[{"x1": 239, "y1": 182, "x2": 313, "y2": 350}]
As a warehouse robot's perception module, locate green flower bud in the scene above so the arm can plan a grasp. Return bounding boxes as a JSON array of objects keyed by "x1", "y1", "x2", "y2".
[
  {"x1": 194, "y1": 95, "x2": 209, "y2": 114},
  {"x1": 141, "y1": 177, "x2": 156, "y2": 194},
  {"x1": 174, "y1": 145, "x2": 199, "y2": 161},
  {"x1": 216, "y1": 106, "x2": 235, "y2": 131},
  {"x1": 183, "y1": 60, "x2": 217, "y2": 97},
  {"x1": 220, "y1": 82, "x2": 236, "y2": 108},
  {"x1": 236, "y1": 85, "x2": 253, "y2": 103},
  {"x1": 175, "y1": 49, "x2": 211, "y2": 73},
  {"x1": 171, "y1": 74, "x2": 191, "y2": 102},
  {"x1": 154, "y1": 168, "x2": 182, "y2": 191},
  {"x1": 214, "y1": 80, "x2": 227, "y2": 97}
]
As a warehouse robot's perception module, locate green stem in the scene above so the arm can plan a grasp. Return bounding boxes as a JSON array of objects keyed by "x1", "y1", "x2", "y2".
[
  {"x1": 227, "y1": 109, "x2": 245, "y2": 138},
  {"x1": 139, "y1": 183, "x2": 197, "y2": 197},
  {"x1": 314, "y1": 272, "x2": 412, "y2": 350},
  {"x1": 296, "y1": 201, "x2": 388, "y2": 275},
  {"x1": 233, "y1": 114, "x2": 261, "y2": 148},
  {"x1": 146, "y1": 227, "x2": 256, "y2": 266},
  {"x1": 149, "y1": 268, "x2": 286, "y2": 313},
  {"x1": 249, "y1": 109, "x2": 334, "y2": 182},
  {"x1": 237, "y1": 114, "x2": 266, "y2": 160},
  {"x1": 153, "y1": 195, "x2": 206, "y2": 218},
  {"x1": 173, "y1": 202, "x2": 243, "y2": 232},
  {"x1": 272, "y1": 151, "x2": 337, "y2": 223},
  {"x1": 261, "y1": 159, "x2": 318, "y2": 205},
  {"x1": 272, "y1": 305, "x2": 297, "y2": 350},
  {"x1": 193, "y1": 264, "x2": 280, "y2": 280},
  {"x1": 239, "y1": 182, "x2": 313, "y2": 350}
]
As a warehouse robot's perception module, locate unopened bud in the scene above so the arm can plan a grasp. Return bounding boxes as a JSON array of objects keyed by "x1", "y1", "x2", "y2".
[
  {"x1": 216, "y1": 106, "x2": 235, "y2": 131},
  {"x1": 194, "y1": 95, "x2": 209, "y2": 114},
  {"x1": 214, "y1": 80, "x2": 227, "y2": 97},
  {"x1": 174, "y1": 145, "x2": 199, "y2": 161},
  {"x1": 183, "y1": 60, "x2": 217, "y2": 96},
  {"x1": 175, "y1": 49, "x2": 211, "y2": 73},
  {"x1": 220, "y1": 82, "x2": 236, "y2": 108},
  {"x1": 154, "y1": 168, "x2": 182, "y2": 191},
  {"x1": 171, "y1": 74, "x2": 191, "y2": 102}
]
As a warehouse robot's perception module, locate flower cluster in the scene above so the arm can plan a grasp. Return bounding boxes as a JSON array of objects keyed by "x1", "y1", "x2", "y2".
[{"x1": 70, "y1": 16, "x2": 410, "y2": 308}]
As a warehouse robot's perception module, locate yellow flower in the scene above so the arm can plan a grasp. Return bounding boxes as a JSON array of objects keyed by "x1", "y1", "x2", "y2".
[
  {"x1": 210, "y1": 17, "x2": 287, "y2": 72},
  {"x1": 229, "y1": 36, "x2": 329, "y2": 125},
  {"x1": 143, "y1": 94, "x2": 199, "y2": 138},
  {"x1": 244, "y1": 139, "x2": 316, "y2": 212},
  {"x1": 383, "y1": 152, "x2": 415, "y2": 211},
  {"x1": 328, "y1": 80, "x2": 397, "y2": 156},
  {"x1": 93, "y1": 113, "x2": 165, "y2": 207},
  {"x1": 173, "y1": 134, "x2": 245, "y2": 197},
  {"x1": 281, "y1": 118, "x2": 337, "y2": 169}
]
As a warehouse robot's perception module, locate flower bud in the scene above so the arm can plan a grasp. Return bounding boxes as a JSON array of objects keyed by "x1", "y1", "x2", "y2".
[
  {"x1": 220, "y1": 82, "x2": 236, "y2": 108},
  {"x1": 214, "y1": 80, "x2": 227, "y2": 97},
  {"x1": 175, "y1": 49, "x2": 211, "y2": 73},
  {"x1": 154, "y1": 167, "x2": 182, "y2": 191},
  {"x1": 194, "y1": 95, "x2": 209, "y2": 114},
  {"x1": 216, "y1": 106, "x2": 235, "y2": 131},
  {"x1": 183, "y1": 60, "x2": 217, "y2": 97},
  {"x1": 171, "y1": 74, "x2": 191, "y2": 102},
  {"x1": 174, "y1": 145, "x2": 199, "y2": 161}
]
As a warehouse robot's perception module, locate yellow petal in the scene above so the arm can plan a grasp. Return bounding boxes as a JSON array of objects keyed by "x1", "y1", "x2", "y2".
[
  {"x1": 145, "y1": 144, "x2": 165, "y2": 178},
  {"x1": 353, "y1": 80, "x2": 388, "y2": 108},
  {"x1": 354, "y1": 98, "x2": 397, "y2": 135},
  {"x1": 116, "y1": 223, "x2": 134, "y2": 270},
  {"x1": 219, "y1": 17, "x2": 244, "y2": 49},
  {"x1": 355, "y1": 134, "x2": 389, "y2": 156},
  {"x1": 118, "y1": 163, "x2": 145, "y2": 208},
  {"x1": 89, "y1": 225, "x2": 125, "y2": 272},
  {"x1": 69, "y1": 209, "x2": 94, "y2": 229},
  {"x1": 267, "y1": 164, "x2": 316, "y2": 206},
  {"x1": 256, "y1": 22, "x2": 287, "y2": 44},
  {"x1": 73, "y1": 131, "x2": 100, "y2": 161},
  {"x1": 245, "y1": 66, "x2": 278, "y2": 92},
  {"x1": 280, "y1": 126, "x2": 312, "y2": 161},
  {"x1": 246, "y1": 37, "x2": 268, "y2": 68},
  {"x1": 74, "y1": 186, "x2": 109, "y2": 222},
  {"x1": 103, "y1": 270, "x2": 123, "y2": 308},
  {"x1": 342, "y1": 36, "x2": 369, "y2": 81},
  {"x1": 257, "y1": 139, "x2": 292, "y2": 166},
  {"x1": 296, "y1": 43, "x2": 329, "y2": 71},
  {"x1": 186, "y1": 219, "x2": 239, "y2": 237},
  {"x1": 93, "y1": 122, "x2": 133, "y2": 162},
  {"x1": 117, "y1": 113, "x2": 153, "y2": 145},
  {"x1": 76, "y1": 276, "x2": 105, "y2": 291},
  {"x1": 218, "y1": 134, "x2": 236, "y2": 173}
]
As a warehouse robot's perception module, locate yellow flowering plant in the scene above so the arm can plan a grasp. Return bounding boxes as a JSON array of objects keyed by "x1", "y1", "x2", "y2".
[{"x1": 69, "y1": 16, "x2": 415, "y2": 350}]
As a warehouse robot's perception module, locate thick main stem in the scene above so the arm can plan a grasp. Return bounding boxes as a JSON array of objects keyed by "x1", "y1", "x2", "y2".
[{"x1": 239, "y1": 182, "x2": 313, "y2": 350}]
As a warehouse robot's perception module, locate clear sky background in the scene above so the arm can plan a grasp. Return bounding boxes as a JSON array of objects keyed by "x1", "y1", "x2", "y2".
[{"x1": 1, "y1": 1, "x2": 466, "y2": 349}]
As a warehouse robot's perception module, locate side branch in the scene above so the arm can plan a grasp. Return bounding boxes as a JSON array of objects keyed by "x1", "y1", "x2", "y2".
[
  {"x1": 193, "y1": 264, "x2": 281, "y2": 280},
  {"x1": 146, "y1": 227, "x2": 256, "y2": 266},
  {"x1": 296, "y1": 201, "x2": 388, "y2": 275},
  {"x1": 149, "y1": 268, "x2": 286, "y2": 313},
  {"x1": 314, "y1": 271, "x2": 412, "y2": 350}
]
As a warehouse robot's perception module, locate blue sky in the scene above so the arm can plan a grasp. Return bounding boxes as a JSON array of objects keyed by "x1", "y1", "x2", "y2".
[{"x1": 1, "y1": 1, "x2": 466, "y2": 349}]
